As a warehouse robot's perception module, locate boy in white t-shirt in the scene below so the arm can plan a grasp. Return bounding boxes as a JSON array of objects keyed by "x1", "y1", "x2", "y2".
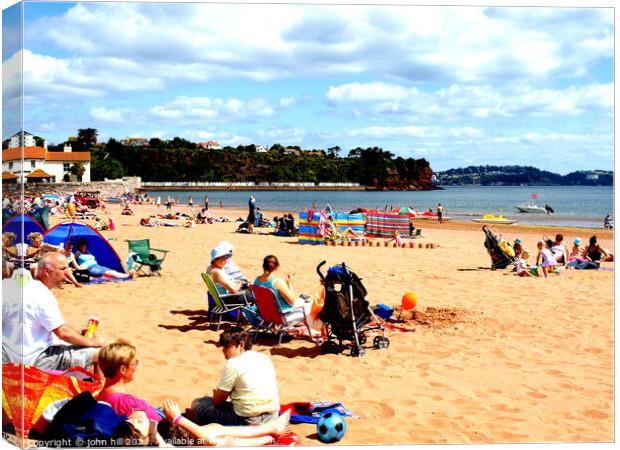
[{"x1": 190, "y1": 327, "x2": 279, "y2": 426}]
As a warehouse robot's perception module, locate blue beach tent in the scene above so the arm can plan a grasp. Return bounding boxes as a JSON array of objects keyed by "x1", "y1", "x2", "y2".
[
  {"x1": 44, "y1": 222, "x2": 125, "y2": 273},
  {"x1": 2, "y1": 213, "x2": 46, "y2": 245}
]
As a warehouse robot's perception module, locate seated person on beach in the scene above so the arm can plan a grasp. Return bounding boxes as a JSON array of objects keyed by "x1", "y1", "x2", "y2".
[
  {"x1": 582, "y1": 235, "x2": 613, "y2": 265},
  {"x1": 284, "y1": 214, "x2": 296, "y2": 236},
  {"x1": 97, "y1": 339, "x2": 164, "y2": 423},
  {"x1": 75, "y1": 238, "x2": 137, "y2": 279},
  {"x1": 94, "y1": 217, "x2": 109, "y2": 231},
  {"x1": 566, "y1": 237, "x2": 598, "y2": 270},
  {"x1": 409, "y1": 220, "x2": 416, "y2": 238},
  {"x1": 190, "y1": 327, "x2": 280, "y2": 426},
  {"x1": 2, "y1": 232, "x2": 18, "y2": 278},
  {"x1": 535, "y1": 240, "x2": 558, "y2": 277},
  {"x1": 386, "y1": 230, "x2": 404, "y2": 247},
  {"x1": 254, "y1": 255, "x2": 310, "y2": 313},
  {"x1": 515, "y1": 250, "x2": 535, "y2": 277},
  {"x1": 513, "y1": 239, "x2": 523, "y2": 258},
  {"x1": 215, "y1": 241, "x2": 248, "y2": 284},
  {"x1": 2, "y1": 252, "x2": 104, "y2": 371},
  {"x1": 550, "y1": 234, "x2": 569, "y2": 265},
  {"x1": 121, "y1": 204, "x2": 135, "y2": 216},
  {"x1": 60, "y1": 242, "x2": 83, "y2": 288},
  {"x1": 207, "y1": 246, "x2": 251, "y2": 303}
]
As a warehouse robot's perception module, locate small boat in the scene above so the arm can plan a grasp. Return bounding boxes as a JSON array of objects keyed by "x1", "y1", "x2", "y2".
[
  {"x1": 472, "y1": 214, "x2": 517, "y2": 225},
  {"x1": 515, "y1": 201, "x2": 547, "y2": 213}
]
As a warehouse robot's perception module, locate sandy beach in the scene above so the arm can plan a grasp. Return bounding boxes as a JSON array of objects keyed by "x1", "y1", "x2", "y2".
[{"x1": 52, "y1": 202, "x2": 614, "y2": 444}]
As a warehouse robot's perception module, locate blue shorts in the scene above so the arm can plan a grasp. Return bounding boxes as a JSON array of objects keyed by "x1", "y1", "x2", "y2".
[{"x1": 87, "y1": 264, "x2": 110, "y2": 277}]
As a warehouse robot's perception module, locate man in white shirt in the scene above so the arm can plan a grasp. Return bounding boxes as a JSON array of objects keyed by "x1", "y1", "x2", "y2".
[
  {"x1": 190, "y1": 327, "x2": 279, "y2": 426},
  {"x1": 2, "y1": 252, "x2": 104, "y2": 370}
]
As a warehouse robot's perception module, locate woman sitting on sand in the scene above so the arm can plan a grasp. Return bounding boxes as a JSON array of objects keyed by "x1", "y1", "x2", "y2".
[
  {"x1": 97, "y1": 339, "x2": 164, "y2": 422},
  {"x1": 583, "y1": 235, "x2": 613, "y2": 265},
  {"x1": 75, "y1": 238, "x2": 137, "y2": 279}
]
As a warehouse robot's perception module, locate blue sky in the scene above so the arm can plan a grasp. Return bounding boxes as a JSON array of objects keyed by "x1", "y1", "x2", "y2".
[{"x1": 2, "y1": 1, "x2": 614, "y2": 174}]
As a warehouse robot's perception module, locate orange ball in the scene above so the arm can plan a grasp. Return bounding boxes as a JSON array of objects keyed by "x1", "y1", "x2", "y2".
[{"x1": 402, "y1": 291, "x2": 418, "y2": 310}]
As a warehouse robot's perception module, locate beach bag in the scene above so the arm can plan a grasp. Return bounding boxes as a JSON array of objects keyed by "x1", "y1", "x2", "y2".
[
  {"x1": 73, "y1": 269, "x2": 90, "y2": 283},
  {"x1": 374, "y1": 304, "x2": 394, "y2": 320},
  {"x1": 47, "y1": 391, "x2": 126, "y2": 446}
]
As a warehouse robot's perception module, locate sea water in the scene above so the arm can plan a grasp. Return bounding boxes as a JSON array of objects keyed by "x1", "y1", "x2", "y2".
[{"x1": 146, "y1": 185, "x2": 614, "y2": 229}]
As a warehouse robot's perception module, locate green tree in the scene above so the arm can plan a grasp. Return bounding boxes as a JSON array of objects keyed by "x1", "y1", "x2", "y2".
[
  {"x1": 70, "y1": 161, "x2": 86, "y2": 181},
  {"x1": 77, "y1": 128, "x2": 98, "y2": 148}
]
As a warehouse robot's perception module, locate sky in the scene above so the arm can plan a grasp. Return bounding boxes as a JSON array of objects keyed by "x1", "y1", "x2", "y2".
[{"x1": 1, "y1": 1, "x2": 615, "y2": 174}]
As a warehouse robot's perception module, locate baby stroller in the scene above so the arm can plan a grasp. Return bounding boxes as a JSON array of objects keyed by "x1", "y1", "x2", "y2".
[
  {"x1": 316, "y1": 261, "x2": 389, "y2": 357},
  {"x1": 482, "y1": 225, "x2": 517, "y2": 270}
]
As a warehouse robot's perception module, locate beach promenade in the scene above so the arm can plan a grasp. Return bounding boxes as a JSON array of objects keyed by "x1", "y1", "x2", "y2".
[{"x1": 54, "y1": 203, "x2": 613, "y2": 444}]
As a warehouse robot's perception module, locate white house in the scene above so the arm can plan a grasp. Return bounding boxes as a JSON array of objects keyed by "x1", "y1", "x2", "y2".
[
  {"x1": 198, "y1": 140, "x2": 222, "y2": 150},
  {"x1": 255, "y1": 145, "x2": 268, "y2": 153},
  {"x1": 8, "y1": 131, "x2": 47, "y2": 150},
  {"x1": 2, "y1": 145, "x2": 91, "y2": 183}
]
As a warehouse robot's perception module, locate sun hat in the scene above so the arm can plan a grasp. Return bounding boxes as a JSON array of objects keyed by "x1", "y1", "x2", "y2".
[
  {"x1": 514, "y1": 239, "x2": 522, "y2": 244},
  {"x1": 211, "y1": 246, "x2": 229, "y2": 262},
  {"x1": 217, "y1": 241, "x2": 234, "y2": 255},
  {"x1": 574, "y1": 238, "x2": 581, "y2": 246}
]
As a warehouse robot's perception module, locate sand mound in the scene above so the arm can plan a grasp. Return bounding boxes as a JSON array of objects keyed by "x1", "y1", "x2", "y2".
[{"x1": 410, "y1": 307, "x2": 478, "y2": 329}]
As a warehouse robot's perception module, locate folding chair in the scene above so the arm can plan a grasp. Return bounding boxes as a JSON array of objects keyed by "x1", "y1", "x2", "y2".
[
  {"x1": 201, "y1": 273, "x2": 250, "y2": 331},
  {"x1": 127, "y1": 239, "x2": 170, "y2": 277},
  {"x1": 249, "y1": 284, "x2": 312, "y2": 346}
]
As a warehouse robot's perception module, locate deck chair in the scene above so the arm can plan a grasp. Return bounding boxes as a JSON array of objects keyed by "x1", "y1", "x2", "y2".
[
  {"x1": 201, "y1": 273, "x2": 250, "y2": 331},
  {"x1": 127, "y1": 239, "x2": 170, "y2": 276},
  {"x1": 413, "y1": 229, "x2": 422, "y2": 238},
  {"x1": 249, "y1": 284, "x2": 312, "y2": 346}
]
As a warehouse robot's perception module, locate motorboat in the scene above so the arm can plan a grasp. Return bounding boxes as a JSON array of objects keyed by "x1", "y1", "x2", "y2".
[
  {"x1": 515, "y1": 201, "x2": 547, "y2": 213},
  {"x1": 472, "y1": 214, "x2": 517, "y2": 225}
]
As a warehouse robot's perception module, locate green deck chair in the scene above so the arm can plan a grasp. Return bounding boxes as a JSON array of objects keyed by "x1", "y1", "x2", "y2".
[
  {"x1": 201, "y1": 273, "x2": 250, "y2": 331},
  {"x1": 127, "y1": 239, "x2": 170, "y2": 277}
]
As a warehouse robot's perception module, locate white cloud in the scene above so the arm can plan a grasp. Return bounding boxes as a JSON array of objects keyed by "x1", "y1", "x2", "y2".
[
  {"x1": 90, "y1": 106, "x2": 126, "y2": 123},
  {"x1": 147, "y1": 96, "x2": 280, "y2": 122},
  {"x1": 25, "y1": 3, "x2": 613, "y2": 91},
  {"x1": 325, "y1": 81, "x2": 612, "y2": 119}
]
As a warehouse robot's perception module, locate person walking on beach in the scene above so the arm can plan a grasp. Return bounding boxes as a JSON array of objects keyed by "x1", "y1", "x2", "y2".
[
  {"x1": 188, "y1": 196, "x2": 193, "y2": 208},
  {"x1": 247, "y1": 196, "x2": 257, "y2": 234},
  {"x1": 156, "y1": 196, "x2": 161, "y2": 209},
  {"x1": 437, "y1": 203, "x2": 444, "y2": 224},
  {"x1": 190, "y1": 327, "x2": 280, "y2": 426},
  {"x1": 204, "y1": 194, "x2": 209, "y2": 211}
]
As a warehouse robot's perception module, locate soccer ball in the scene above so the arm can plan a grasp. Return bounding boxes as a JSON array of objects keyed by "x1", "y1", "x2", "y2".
[{"x1": 316, "y1": 412, "x2": 347, "y2": 443}]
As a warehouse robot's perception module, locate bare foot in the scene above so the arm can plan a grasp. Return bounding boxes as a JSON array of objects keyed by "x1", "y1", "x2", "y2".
[
  {"x1": 272, "y1": 409, "x2": 291, "y2": 436},
  {"x1": 130, "y1": 270, "x2": 139, "y2": 280},
  {"x1": 75, "y1": 284, "x2": 83, "y2": 288}
]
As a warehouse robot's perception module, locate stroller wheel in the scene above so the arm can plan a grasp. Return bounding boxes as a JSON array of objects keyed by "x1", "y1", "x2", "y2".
[
  {"x1": 373, "y1": 336, "x2": 390, "y2": 349},
  {"x1": 350, "y1": 346, "x2": 365, "y2": 357},
  {"x1": 357, "y1": 334, "x2": 367, "y2": 345}
]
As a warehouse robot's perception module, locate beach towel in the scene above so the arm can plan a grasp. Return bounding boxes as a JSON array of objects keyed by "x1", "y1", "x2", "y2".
[{"x1": 279, "y1": 401, "x2": 357, "y2": 424}]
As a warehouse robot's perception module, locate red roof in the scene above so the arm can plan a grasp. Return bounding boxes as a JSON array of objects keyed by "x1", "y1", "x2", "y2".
[
  {"x1": 25, "y1": 168, "x2": 53, "y2": 178},
  {"x1": 2, "y1": 146, "x2": 47, "y2": 161},
  {"x1": 45, "y1": 152, "x2": 90, "y2": 161},
  {"x1": 2, "y1": 147, "x2": 90, "y2": 162},
  {"x1": 2, "y1": 171, "x2": 18, "y2": 180}
]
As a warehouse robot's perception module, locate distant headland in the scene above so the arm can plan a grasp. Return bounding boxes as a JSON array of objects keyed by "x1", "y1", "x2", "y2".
[{"x1": 434, "y1": 165, "x2": 613, "y2": 186}]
